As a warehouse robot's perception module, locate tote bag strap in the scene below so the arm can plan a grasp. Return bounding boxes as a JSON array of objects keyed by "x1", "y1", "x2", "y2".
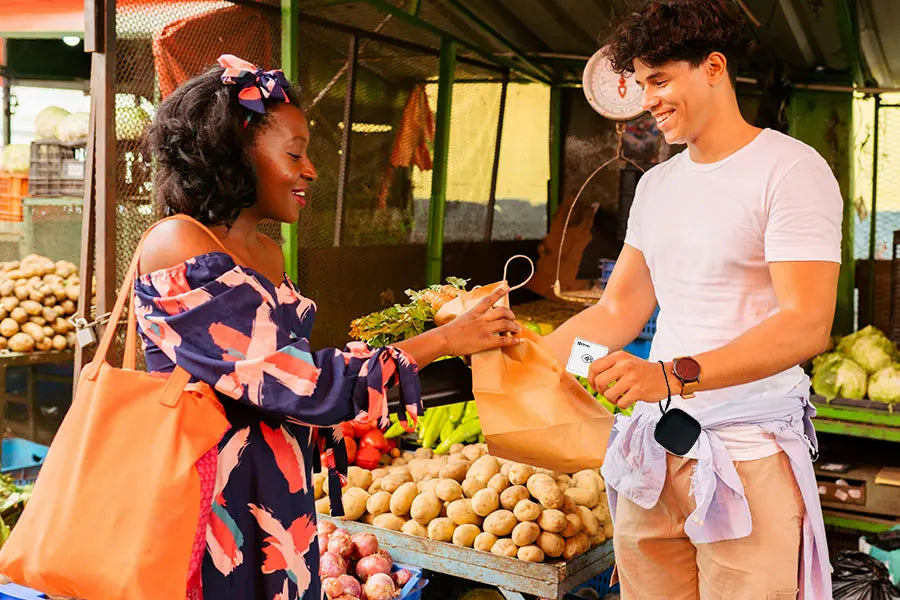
[{"x1": 86, "y1": 214, "x2": 236, "y2": 379}]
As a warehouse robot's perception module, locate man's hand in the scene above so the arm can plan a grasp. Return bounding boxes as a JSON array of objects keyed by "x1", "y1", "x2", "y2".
[{"x1": 588, "y1": 351, "x2": 676, "y2": 409}]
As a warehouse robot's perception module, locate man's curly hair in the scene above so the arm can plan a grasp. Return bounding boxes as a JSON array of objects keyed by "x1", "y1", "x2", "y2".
[
  {"x1": 605, "y1": 0, "x2": 754, "y2": 86},
  {"x1": 144, "y1": 65, "x2": 302, "y2": 227}
]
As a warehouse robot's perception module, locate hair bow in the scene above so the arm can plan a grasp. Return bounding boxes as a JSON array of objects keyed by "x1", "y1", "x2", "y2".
[{"x1": 217, "y1": 54, "x2": 292, "y2": 115}]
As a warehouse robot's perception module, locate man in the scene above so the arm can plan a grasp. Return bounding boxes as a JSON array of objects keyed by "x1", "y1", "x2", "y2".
[{"x1": 544, "y1": 1, "x2": 841, "y2": 598}]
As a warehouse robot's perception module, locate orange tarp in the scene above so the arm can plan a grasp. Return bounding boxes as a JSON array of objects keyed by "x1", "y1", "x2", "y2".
[{"x1": 0, "y1": 0, "x2": 84, "y2": 34}]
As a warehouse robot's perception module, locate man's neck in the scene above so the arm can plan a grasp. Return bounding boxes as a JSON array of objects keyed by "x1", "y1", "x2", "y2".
[{"x1": 687, "y1": 104, "x2": 761, "y2": 164}]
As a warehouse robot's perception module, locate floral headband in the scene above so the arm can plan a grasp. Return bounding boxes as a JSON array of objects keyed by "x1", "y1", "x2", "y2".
[{"x1": 217, "y1": 54, "x2": 293, "y2": 127}]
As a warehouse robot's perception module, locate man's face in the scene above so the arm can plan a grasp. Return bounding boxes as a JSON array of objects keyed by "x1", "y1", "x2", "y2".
[{"x1": 633, "y1": 58, "x2": 715, "y2": 145}]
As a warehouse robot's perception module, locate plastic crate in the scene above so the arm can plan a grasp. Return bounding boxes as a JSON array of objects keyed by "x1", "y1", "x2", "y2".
[
  {"x1": 0, "y1": 438, "x2": 48, "y2": 485},
  {"x1": 0, "y1": 173, "x2": 28, "y2": 222},
  {"x1": 0, "y1": 583, "x2": 46, "y2": 599},
  {"x1": 394, "y1": 563, "x2": 427, "y2": 600},
  {"x1": 28, "y1": 141, "x2": 86, "y2": 198},
  {"x1": 598, "y1": 258, "x2": 617, "y2": 287},
  {"x1": 624, "y1": 338, "x2": 651, "y2": 359},
  {"x1": 564, "y1": 566, "x2": 619, "y2": 599},
  {"x1": 638, "y1": 306, "x2": 660, "y2": 341}
]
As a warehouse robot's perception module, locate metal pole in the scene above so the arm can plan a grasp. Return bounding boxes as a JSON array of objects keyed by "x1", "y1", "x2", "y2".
[
  {"x1": 868, "y1": 94, "x2": 880, "y2": 323},
  {"x1": 1, "y1": 38, "x2": 10, "y2": 146},
  {"x1": 548, "y1": 86, "x2": 562, "y2": 226},
  {"x1": 95, "y1": 0, "x2": 117, "y2": 315},
  {"x1": 333, "y1": 34, "x2": 358, "y2": 247},
  {"x1": 484, "y1": 72, "x2": 508, "y2": 241},
  {"x1": 426, "y1": 37, "x2": 456, "y2": 285},
  {"x1": 281, "y1": 0, "x2": 300, "y2": 280}
]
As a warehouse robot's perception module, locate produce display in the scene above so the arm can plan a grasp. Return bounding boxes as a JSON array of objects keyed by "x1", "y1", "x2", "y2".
[
  {"x1": 0, "y1": 255, "x2": 80, "y2": 353},
  {"x1": 811, "y1": 326, "x2": 900, "y2": 407},
  {"x1": 384, "y1": 401, "x2": 483, "y2": 454},
  {"x1": 318, "y1": 522, "x2": 416, "y2": 600},
  {"x1": 339, "y1": 419, "x2": 401, "y2": 471},
  {"x1": 314, "y1": 444, "x2": 613, "y2": 564}
]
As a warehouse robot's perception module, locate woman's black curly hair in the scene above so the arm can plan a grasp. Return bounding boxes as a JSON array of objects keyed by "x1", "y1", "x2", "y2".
[
  {"x1": 144, "y1": 65, "x2": 302, "y2": 227},
  {"x1": 604, "y1": 0, "x2": 754, "y2": 86}
]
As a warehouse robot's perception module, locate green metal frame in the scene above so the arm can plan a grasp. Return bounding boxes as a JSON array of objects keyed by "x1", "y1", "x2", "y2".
[
  {"x1": 835, "y1": 0, "x2": 866, "y2": 87},
  {"x1": 868, "y1": 94, "x2": 880, "y2": 323},
  {"x1": 426, "y1": 37, "x2": 456, "y2": 286},
  {"x1": 281, "y1": 0, "x2": 300, "y2": 281},
  {"x1": 823, "y1": 513, "x2": 897, "y2": 534},
  {"x1": 548, "y1": 86, "x2": 562, "y2": 223}
]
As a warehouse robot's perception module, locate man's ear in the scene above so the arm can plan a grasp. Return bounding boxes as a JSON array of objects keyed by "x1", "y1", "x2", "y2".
[{"x1": 705, "y1": 52, "x2": 729, "y2": 86}]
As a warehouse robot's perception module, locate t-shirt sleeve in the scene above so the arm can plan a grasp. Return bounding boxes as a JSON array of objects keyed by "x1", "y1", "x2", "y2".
[
  {"x1": 623, "y1": 175, "x2": 650, "y2": 252},
  {"x1": 764, "y1": 153, "x2": 843, "y2": 263}
]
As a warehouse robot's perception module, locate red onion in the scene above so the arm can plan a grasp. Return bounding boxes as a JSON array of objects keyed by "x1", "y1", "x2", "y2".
[
  {"x1": 392, "y1": 569, "x2": 412, "y2": 588},
  {"x1": 351, "y1": 533, "x2": 379, "y2": 559},
  {"x1": 318, "y1": 534, "x2": 331, "y2": 556},
  {"x1": 363, "y1": 573, "x2": 396, "y2": 600},
  {"x1": 318, "y1": 521, "x2": 338, "y2": 536},
  {"x1": 356, "y1": 554, "x2": 392, "y2": 582},
  {"x1": 322, "y1": 577, "x2": 344, "y2": 599},
  {"x1": 328, "y1": 530, "x2": 355, "y2": 559},
  {"x1": 338, "y1": 574, "x2": 362, "y2": 597},
  {"x1": 320, "y1": 552, "x2": 348, "y2": 580},
  {"x1": 373, "y1": 549, "x2": 393, "y2": 564}
]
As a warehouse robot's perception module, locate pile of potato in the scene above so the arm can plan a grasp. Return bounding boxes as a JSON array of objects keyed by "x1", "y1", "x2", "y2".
[
  {"x1": 314, "y1": 444, "x2": 613, "y2": 564},
  {"x1": 0, "y1": 255, "x2": 79, "y2": 353}
]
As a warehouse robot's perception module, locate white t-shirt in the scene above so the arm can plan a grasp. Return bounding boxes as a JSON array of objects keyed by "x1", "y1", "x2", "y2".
[{"x1": 624, "y1": 129, "x2": 843, "y2": 460}]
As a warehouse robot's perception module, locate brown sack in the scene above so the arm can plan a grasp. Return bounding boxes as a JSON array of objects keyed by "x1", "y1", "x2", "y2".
[{"x1": 436, "y1": 281, "x2": 614, "y2": 472}]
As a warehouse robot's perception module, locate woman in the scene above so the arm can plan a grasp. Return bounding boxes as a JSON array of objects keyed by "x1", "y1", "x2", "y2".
[{"x1": 137, "y1": 55, "x2": 520, "y2": 599}]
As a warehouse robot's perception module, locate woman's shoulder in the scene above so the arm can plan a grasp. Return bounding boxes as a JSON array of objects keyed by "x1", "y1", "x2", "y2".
[{"x1": 139, "y1": 218, "x2": 228, "y2": 276}]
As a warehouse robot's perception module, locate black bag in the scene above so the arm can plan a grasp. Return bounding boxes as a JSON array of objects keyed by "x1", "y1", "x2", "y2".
[{"x1": 832, "y1": 551, "x2": 900, "y2": 600}]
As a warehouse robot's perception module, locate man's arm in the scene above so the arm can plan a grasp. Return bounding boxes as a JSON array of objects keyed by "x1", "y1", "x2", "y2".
[
  {"x1": 544, "y1": 244, "x2": 659, "y2": 367},
  {"x1": 591, "y1": 260, "x2": 839, "y2": 408}
]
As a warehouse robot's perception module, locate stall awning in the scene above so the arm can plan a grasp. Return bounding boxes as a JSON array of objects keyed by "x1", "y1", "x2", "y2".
[{"x1": 0, "y1": 0, "x2": 84, "y2": 37}]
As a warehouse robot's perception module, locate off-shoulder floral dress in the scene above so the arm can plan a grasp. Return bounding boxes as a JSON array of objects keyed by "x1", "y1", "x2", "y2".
[{"x1": 133, "y1": 252, "x2": 421, "y2": 600}]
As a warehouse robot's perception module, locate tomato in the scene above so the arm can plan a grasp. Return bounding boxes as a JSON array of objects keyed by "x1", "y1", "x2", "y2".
[
  {"x1": 350, "y1": 419, "x2": 375, "y2": 438},
  {"x1": 354, "y1": 446, "x2": 382, "y2": 470},
  {"x1": 344, "y1": 437, "x2": 357, "y2": 464},
  {"x1": 340, "y1": 422, "x2": 356, "y2": 439},
  {"x1": 359, "y1": 429, "x2": 390, "y2": 453}
]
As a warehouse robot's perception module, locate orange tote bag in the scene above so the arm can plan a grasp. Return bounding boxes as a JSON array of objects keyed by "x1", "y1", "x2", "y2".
[{"x1": 0, "y1": 215, "x2": 230, "y2": 599}]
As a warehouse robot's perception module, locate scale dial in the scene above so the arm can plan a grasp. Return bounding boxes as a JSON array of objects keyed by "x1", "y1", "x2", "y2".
[{"x1": 582, "y1": 48, "x2": 646, "y2": 121}]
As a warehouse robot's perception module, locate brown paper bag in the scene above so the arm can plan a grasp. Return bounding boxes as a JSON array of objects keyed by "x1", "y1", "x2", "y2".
[{"x1": 436, "y1": 281, "x2": 614, "y2": 473}]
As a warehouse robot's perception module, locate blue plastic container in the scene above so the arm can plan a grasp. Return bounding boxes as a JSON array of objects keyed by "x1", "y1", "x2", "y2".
[
  {"x1": 0, "y1": 583, "x2": 47, "y2": 600},
  {"x1": 0, "y1": 438, "x2": 48, "y2": 485},
  {"x1": 624, "y1": 339, "x2": 652, "y2": 359},
  {"x1": 564, "y1": 566, "x2": 619, "y2": 599}
]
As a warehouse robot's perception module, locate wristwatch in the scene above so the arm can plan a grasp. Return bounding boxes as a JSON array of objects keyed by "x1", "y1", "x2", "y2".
[{"x1": 672, "y1": 356, "x2": 701, "y2": 399}]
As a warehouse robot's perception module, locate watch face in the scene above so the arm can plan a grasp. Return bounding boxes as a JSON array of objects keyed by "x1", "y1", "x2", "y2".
[
  {"x1": 582, "y1": 47, "x2": 646, "y2": 121},
  {"x1": 675, "y1": 357, "x2": 701, "y2": 381}
]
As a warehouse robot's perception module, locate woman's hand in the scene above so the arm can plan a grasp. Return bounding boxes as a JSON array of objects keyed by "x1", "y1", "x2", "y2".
[
  {"x1": 588, "y1": 352, "x2": 676, "y2": 409},
  {"x1": 438, "y1": 285, "x2": 521, "y2": 357}
]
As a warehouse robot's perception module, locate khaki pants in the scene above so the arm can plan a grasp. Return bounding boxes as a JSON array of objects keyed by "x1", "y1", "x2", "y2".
[{"x1": 613, "y1": 452, "x2": 803, "y2": 600}]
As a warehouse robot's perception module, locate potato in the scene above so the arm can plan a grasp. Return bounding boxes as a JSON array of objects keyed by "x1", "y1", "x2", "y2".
[
  {"x1": 0, "y1": 307, "x2": 6, "y2": 321},
  {"x1": 576, "y1": 506, "x2": 599, "y2": 538},
  {"x1": 65, "y1": 284, "x2": 79, "y2": 302},
  {"x1": 527, "y1": 474, "x2": 564, "y2": 509},
  {"x1": 461, "y1": 444, "x2": 485, "y2": 462},
  {"x1": 487, "y1": 473, "x2": 511, "y2": 494},
  {"x1": 561, "y1": 513, "x2": 583, "y2": 538},
  {"x1": 22, "y1": 322, "x2": 44, "y2": 342},
  {"x1": 401, "y1": 519, "x2": 428, "y2": 537},
  {"x1": 390, "y1": 482, "x2": 418, "y2": 516},
  {"x1": 8, "y1": 332, "x2": 34, "y2": 353},
  {"x1": 468, "y1": 455, "x2": 500, "y2": 485},
  {"x1": 414, "y1": 448, "x2": 433, "y2": 460},
  {"x1": 462, "y1": 477, "x2": 486, "y2": 499},
  {"x1": 0, "y1": 280, "x2": 12, "y2": 296},
  {"x1": 508, "y1": 464, "x2": 534, "y2": 486},
  {"x1": 35, "y1": 337, "x2": 52, "y2": 352},
  {"x1": 427, "y1": 517, "x2": 456, "y2": 542},
  {"x1": 471, "y1": 488, "x2": 500, "y2": 517},
  {"x1": 512, "y1": 521, "x2": 541, "y2": 547},
  {"x1": 0, "y1": 297, "x2": 16, "y2": 313},
  {"x1": 362, "y1": 513, "x2": 377, "y2": 525},
  {"x1": 564, "y1": 533, "x2": 590, "y2": 560},
  {"x1": 500, "y1": 485, "x2": 530, "y2": 510},
  {"x1": 315, "y1": 497, "x2": 330, "y2": 514},
  {"x1": 0, "y1": 318, "x2": 18, "y2": 338},
  {"x1": 366, "y1": 491, "x2": 392, "y2": 516},
  {"x1": 447, "y1": 453, "x2": 470, "y2": 465},
  {"x1": 14, "y1": 286, "x2": 28, "y2": 301},
  {"x1": 29, "y1": 316, "x2": 46, "y2": 327},
  {"x1": 346, "y1": 466, "x2": 373, "y2": 490},
  {"x1": 60, "y1": 300, "x2": 75, "y2": 315},
  {"x1": 513, "y1": 499, "x2": 541, "y2": 522},
  {"x1": 20, "y1": 300, "x2": 41, "y2": 316},
  {"x1": 41, "y1": 306, "x2": 57, "y2": 322},
  {"x1": 572, "y1": 470, "x2": 604, "y2": 498},
  {"x1": 371, "y1": 467, "x2": 389, "y2": 481},
  {"x1": 592, "y1": 503, "x2": 611, "y2": 526},
  {"x1": 391, "y1": 457, "x2": 408, "y2": 467},
  {"x1": 28, "y1": 287, "x2": 45, "y2": 303},
  {"x1": 537, "y1": 509, "x2": 567, "y2": 533},
  {"x1": 0, "y1": 338, "x2": 7, "y2": 351},
  {"x1": 381, "y1": 472, "x2": 413, "y2": 493},
  {"x1": 312, "y1": 472, "x2": 325, "y2": 500},
  {"x1": 65, "y1": 332, "x2": 76, "y2": 349},
  {"x1": 373, "y1": 513, "x2": 406, "y2": 531},
  {"x1": 490, "y1": 538, "x2": 518, "y2": 558},
  {"x1": 340, "y1": 487, "x2": 370, "y2": 521},
  {"x1": 435, "y1": 478, "x2": 464, "y2": 502},
  {"x1": 453, "y1": 523, "x2": 481, "y2": 547},
  {"x1": 368, "y1": 480, "x2": 382, "y2": 494},
  {"x1": 602, "y1": 521, "x2": 614, "y2": 540},
  {"x1": 439, "y1": 461, "x2": 468, "y2": 483},
  {"x1": 10, "y1": 307, "x2": 27, "y2": 324},
  {"x1": 483, "y1": 510, "x2": 516, "y2": 537},
  {"x1": 514, "y1": 544, "x2": 544, "y2": 563},
  {"x1": 537, "y1": 532, "x2": 565, "y2": 558},
  {"x1": 449, "y1": 443, "x2": 465, "y2": 454},
  {"x1": 564, "y1": 488, "x2": 599, "y2": 508},
  {"x1": 417, "y1": 478, "x2": 440, "y2": 495},
  {"x1": 561, "y1": 496, "x2": 577, "y2": 515},
  {"x1": 447, "y1": 499, "x2": 481, "y2": 526},
  {"x1": 42, "y1": 326, "x2": 54, "y2": 338},
  {"x1": 473, "y1": 531, "x2": 498, "y2": 552},
  {"x1": 410, "y1": 491, "x2": 441, "y2": 525}
]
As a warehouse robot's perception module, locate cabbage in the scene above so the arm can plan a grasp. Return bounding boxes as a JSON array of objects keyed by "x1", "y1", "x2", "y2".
[
  {"x1": 115, "y1": 106, "x2": 151, "y2": 141},
  {"x1": 55, "y1": 112, "x2": 90, "y2": 143},
  {"x1": 868, "y1": 364, "x2": 900, "y2": 405},
  {"x1": 0, "y1": 145, "x2": 30, "y2": 173},
  {"x1": 34, "y1": 106, "x2": 71, "y2": 140},
  {"x1": 836, "y1": 325, "x2": 896, "y2": 374},
  {"x1": 811, "y1": 352, "x2": 868, "y2": 401}
]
